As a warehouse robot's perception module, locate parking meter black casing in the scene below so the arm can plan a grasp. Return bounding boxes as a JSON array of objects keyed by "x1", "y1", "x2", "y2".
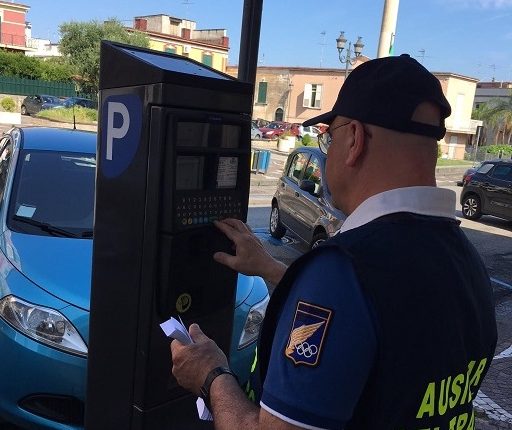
[{"x1": 86, "y1": 41, "x2": 253, "y2": 429}]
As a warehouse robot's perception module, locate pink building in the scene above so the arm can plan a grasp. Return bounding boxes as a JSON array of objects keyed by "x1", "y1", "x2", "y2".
[{"x1": 0, "y1": 1, "x2": 31, "y2": 51}]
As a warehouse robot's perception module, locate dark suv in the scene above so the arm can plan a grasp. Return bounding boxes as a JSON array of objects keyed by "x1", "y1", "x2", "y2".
[
  {"x1": 460, "y1": 159, "x2": 512, "y2": 221},
  {"x1": 270, "y1": 146, "x2": 345, "y2": 249}
]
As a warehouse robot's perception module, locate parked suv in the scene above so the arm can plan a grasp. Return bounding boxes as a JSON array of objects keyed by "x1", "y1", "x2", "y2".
[
  {"x1": 270, "y1": 146, "x2": 345, "y2": 249},
  {"x1": 460, "y1": 159, "x2": 512, "y2": 221}
]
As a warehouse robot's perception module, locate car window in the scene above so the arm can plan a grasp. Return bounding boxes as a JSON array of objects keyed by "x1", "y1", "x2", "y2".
[
  {"x1": 477, "y1": 163, "x2": 494, "y2": 174},
  {"x1": 491, "y1": 164, "x2": 512, "y2": 180},
  {"x1": 303, "y1": 155, "x2": 322, "y2": 194},
  {"x1": 0, "y1": 137, "x2": 13, "y2": 201},
  {"x1": 8, "y1": 150, "x2": 96, "y2": 236},
  {"x1": 287, "y1": 152, "x2": 309, "y2": 184}
]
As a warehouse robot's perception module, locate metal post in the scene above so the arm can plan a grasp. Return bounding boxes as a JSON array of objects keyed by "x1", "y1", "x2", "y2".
[
  {"x1": 344, "y1": 42, "x2": 352, "y2": 79},
  {"x1": 238, "y1": 0, "x2": 264, "y2": 85}
]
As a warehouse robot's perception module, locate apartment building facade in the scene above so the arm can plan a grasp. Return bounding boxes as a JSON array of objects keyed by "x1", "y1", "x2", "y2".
[
  {"x1": 228, "y1": 65, "x2": 479, "y2": 160},
  {"x1": 131, "y1": 14, "x2": 229, "y2": 72},
  {"x1": 0, "y1": 1, "x2": 33, "y2": 53}
]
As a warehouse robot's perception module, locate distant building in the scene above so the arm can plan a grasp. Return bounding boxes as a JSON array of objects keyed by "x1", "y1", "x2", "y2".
[
  {"x1": 227, "y1": 64, "x2": 479, "y2": 160},
  {"x1": 129, "y1": 14, "x2": 229, "y2": 72},
  {"x1": 435, "y1": 72, "x2": 480, "y2": 159},
  {"x1": 474, "y1": 81, "x2": 512, "y2": 109},
  {"x1": 24, "y1": 38, "x2": 61, "y2": 58},
  {"x1": 0, "y1": 1, "x2": 35, "y2": 53}
]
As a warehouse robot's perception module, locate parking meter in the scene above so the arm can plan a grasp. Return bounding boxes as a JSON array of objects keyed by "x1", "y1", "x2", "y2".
[{"x1": 85, "y1": 41, "x2": 253, "y2": 429}]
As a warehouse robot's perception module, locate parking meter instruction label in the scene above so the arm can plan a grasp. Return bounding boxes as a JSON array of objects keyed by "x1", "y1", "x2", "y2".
[{"x1": 217, "y1": 157, "x2": 238, "y2": 189}]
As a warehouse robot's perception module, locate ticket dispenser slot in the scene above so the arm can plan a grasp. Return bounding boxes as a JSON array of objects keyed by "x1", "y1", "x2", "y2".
[{"x1": 86, "y1": 41, "x2": 253, "y2": 430}]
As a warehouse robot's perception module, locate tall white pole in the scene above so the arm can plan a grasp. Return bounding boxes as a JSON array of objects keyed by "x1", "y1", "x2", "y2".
[{"x1": 377, "y1": 0, "x2": 400, "y2": 58}]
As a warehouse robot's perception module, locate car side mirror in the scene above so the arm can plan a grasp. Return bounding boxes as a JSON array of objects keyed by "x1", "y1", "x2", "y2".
[{"x1": 299, "y1": 179, "x2": 317, "y2": 195}]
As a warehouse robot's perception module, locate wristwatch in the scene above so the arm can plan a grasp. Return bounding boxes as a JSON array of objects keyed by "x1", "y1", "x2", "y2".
[{"x1": 200, "y1": 366, "x2": 238, "y2": 409}]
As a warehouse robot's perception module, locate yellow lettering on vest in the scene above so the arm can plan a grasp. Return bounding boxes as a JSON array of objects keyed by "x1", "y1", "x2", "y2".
[
  {"x1": 449, "y1": 415, "x2": 457, "y2": 430},
  {"x1": 469, "y1": 358, "x2": 487, "y2": 388},
  {"x1": 456, "y1": 413, "x2": 468, "y2": 430},
  {"x1": 417, "y1": 382, "x2": 436, "y2": 419},
  {"x1": 450, "y1": 373, "x2": 464, "y2": 409},
  {"x1": 466, "y1": 410, "x2": 475, "y2": 430},
  {"x1": 438, "y1": 376, "x2": 451, "y2": 415},
  {"x1": 461, "y1": 361, "x2": 475, "y2": 404}
]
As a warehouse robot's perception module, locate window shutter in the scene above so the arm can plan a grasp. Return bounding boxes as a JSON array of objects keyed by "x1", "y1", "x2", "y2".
[
  {"x1": 303, "y1": 84, "x2": 312, "y2": 108},
  {"x1": 257, "y1": 81, "x2": 268, "y2": 103},
  {"x1": 202, "y1": 53, "x2": 213, "y2": 67},
  {"x1": 314, "y1": 85, "x2": 322, "y2": 108}
]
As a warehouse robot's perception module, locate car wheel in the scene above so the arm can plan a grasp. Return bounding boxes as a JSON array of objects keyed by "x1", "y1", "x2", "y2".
[
  {"x1": 21, "y1": 105, "x2": 27, "y2": 115},
  {"x1": 461, "y1": 194, "x2": 482, "y2": 220},
  {"x1": 310, "y1": 231, "x2": 328, "y2": 249},
  {"x1": 269, "y1": 204, "x2": 286, "y2": 239},
  {"x1": 255, "y1": 134, "x2": 261, "y2": 139}
]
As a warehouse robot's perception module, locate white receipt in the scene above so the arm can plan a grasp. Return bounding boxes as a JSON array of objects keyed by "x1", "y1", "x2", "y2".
[{"x1": 160, "y1": 317, "x2": 213, "y2": 421}]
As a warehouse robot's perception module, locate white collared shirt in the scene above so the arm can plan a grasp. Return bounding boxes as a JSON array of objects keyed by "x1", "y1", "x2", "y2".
[{"x1": 339, "y1": 186, "x2": 457, "y2": 234}]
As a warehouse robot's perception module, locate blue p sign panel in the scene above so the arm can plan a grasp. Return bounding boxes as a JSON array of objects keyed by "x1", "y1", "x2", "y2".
[{"x1": 100, "y1": 94, "x2": 142, "y2": 178}]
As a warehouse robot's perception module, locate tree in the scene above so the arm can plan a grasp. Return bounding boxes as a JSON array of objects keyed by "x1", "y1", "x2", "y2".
[
  {"x1": 487, "y1": 96, "x2": 512, "y2": 145},
  {"x1": 473, "y1": 94, "x2": 512, "y2": 145},
  {"x1": 59, "y1": 19, "x2": 150, "y2": 94}
]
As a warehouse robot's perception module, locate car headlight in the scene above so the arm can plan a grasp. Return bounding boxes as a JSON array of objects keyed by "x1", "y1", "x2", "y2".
[
  {"x1": 0, "y1": 295, "x2": 87, "y2": 357},
  {"x1": 238, "y1": 295, "x2": 270, "y2": 349}
]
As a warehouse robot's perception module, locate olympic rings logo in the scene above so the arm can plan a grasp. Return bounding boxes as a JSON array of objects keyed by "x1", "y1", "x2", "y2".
[{"x1": 295, "y1": 342, "x2": 318, "y2": 358}]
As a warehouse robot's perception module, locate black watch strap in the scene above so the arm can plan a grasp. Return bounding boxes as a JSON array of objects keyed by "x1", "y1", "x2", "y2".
[{"x1": 200, "y1": 366, "x2": 238, "y2": 409}]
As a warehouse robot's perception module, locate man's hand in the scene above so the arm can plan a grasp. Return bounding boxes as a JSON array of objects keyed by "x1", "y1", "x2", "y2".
[
  {"x1": 171, "y1": 324, "x2": 228, "y2": 396},
  {"x1": 213, "y1": 219, "x2": 287, "y2": 285}
]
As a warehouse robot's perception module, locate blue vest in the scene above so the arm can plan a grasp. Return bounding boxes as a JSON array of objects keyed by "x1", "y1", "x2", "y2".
[{"x1": 249, "y1": 213, "x2": 497, "y2": 429}]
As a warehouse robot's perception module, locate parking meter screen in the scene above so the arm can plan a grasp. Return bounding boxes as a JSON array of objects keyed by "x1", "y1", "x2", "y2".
[
  {"x1": 176, "y1": 156, "x2": 204, "y2": 190},
  {"x1": 176, "y1": 122, "x2": 240, "y2": 148}
]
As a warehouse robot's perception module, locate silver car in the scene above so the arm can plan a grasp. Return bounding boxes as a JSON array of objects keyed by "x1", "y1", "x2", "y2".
[{"x1": 270, "y1": 146, "x2": 345, "y2": 249}]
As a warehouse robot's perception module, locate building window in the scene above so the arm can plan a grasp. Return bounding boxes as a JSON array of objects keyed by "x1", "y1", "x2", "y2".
[
  {"x1": 165, "y1": 45, "x2": 176, "y2": 54},
  {"x1": 257, "y1": 81, "x2": 267, "y2": 104},
  {"x1": 303, "y1": 84, "x2": 322, "y2": 108},
  {"x1": 275, "y1": 108, "x2": 283, "y2": 121},
  {"x1": 202, "y1": 52, "x2": 213, "y2": 67}
]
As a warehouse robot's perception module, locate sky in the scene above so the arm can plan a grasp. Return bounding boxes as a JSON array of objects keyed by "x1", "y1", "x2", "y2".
[{"x1": 21, "y1": 0, "x2": 512, "y2": 83}]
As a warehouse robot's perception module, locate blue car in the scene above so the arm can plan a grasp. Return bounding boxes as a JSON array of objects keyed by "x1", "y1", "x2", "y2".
[{"x1": 0, "y1": 127, "x2": 269, "y2": 430}]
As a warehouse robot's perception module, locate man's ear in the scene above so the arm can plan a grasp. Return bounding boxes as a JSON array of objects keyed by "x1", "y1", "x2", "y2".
[{"x1": 345, "y1": 121, "x2": 366, "y2": 167}]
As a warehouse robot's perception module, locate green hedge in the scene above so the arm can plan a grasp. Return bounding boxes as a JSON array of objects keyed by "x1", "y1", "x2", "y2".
[
  {"x1": 485, "y1": 144, "x2": 512, "y2": 156},
  {"x1": 0, "y1": 97, "x2": 15, "y2": 112}
]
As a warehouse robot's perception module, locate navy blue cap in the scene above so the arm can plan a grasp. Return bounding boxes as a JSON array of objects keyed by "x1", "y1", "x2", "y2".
[{"x1": 303, "y1": 54, "x2": 451, "y2": 139}]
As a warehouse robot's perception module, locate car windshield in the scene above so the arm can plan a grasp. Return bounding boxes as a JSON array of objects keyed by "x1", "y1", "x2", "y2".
[
  {"x1": 42, "y1": 96, "x2": 60, "y2": 104},
  {"x1": 268, "y1": 123, "x2": 284, "y2": 129},
  {"x1": 8, "y1": 149, "x2": 96, "y2": 238}
]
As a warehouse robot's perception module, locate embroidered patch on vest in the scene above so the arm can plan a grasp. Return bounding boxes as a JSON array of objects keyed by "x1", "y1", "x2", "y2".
[{"x1": 285, "y1": 301, "x2": 332, "y2": 366}]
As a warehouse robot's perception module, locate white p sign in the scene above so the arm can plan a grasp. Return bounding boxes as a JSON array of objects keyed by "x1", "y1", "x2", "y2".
[{"x1": 106, "y1": 102, "x2": 130, "y2": 161}]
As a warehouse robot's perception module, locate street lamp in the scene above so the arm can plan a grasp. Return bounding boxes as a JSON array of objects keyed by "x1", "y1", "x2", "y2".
[{"x1": 336, "y1": 32, "x2": 364, "y2": 79}]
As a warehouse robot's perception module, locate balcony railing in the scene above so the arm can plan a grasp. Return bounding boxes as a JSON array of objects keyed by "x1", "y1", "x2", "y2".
[{"x1": 0, "y1": 32, "x2": 28, "y2": 48}]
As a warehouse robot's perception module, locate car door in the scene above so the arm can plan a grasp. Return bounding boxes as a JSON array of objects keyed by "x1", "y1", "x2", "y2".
[
  {"x1": 277, "y1": 151, "x2": 309, "y2": 234},
  {"x1": 486, "y1": 163, "x2": 512, "y2": 219},
  {"x1": 293, "y1": 154, "x2": 325, "y2": 242},
  {"x1": 24, "y1": 96, "x2": 35, "y2": 114},
  {"x1": 31, "y1": 95, "x2": 43, "y2": 114}
]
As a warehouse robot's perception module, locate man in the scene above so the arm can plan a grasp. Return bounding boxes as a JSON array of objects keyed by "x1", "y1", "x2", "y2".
[{"x1": 170, "y1": 54, "x2": 497, "y2": 429}]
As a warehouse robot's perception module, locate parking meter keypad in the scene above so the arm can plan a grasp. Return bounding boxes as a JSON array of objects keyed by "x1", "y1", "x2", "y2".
[{"x1": 176, "y1": 194, "x2": 242, "y2": 227}]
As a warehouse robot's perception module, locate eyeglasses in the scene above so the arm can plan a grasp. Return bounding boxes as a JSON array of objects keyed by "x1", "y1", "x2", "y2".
[{"x1": 317, "y1": 121, "x2": 352, "y2": 154}]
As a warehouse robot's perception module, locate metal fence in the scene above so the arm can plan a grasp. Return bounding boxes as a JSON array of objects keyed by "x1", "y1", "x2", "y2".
[
  {"x1": 0, "y1": 76, "x2": 84, "y2": 98},
  {"x1": 465, "y1": 147, "x2": 512, "y2": 163}
]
